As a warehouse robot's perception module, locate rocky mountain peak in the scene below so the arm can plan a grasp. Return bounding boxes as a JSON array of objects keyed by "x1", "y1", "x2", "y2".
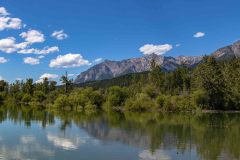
[{"x1": 75, "y1": 41, "x2": 240, "y2": 84}]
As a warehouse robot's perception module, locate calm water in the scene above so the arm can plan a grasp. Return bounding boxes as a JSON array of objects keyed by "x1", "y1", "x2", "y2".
[{"x1": 0, "y1": 106, "x2": 239, "y2": 160}]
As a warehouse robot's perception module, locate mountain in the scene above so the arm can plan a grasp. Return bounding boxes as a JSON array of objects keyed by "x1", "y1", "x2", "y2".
[
  {"x1": 75, "y1": 41, "x2": 240, "y2": 84},
  {"x1": 212, "y1": 41, "x2": 240, "y2": 60},
  {"x1": 75, "y1": 54, "x2": 202, "y2": 84}
]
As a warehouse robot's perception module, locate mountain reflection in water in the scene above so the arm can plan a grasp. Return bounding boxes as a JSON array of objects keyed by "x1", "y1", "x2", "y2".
[{"x1": 0, "y1": 106, "x2": 239, "y2": 160}]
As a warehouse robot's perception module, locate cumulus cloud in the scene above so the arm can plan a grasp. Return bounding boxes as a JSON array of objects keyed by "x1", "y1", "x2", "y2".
[
  {"x1": 0, "y1": 7, "x2": 60, "y2": 57},
  {"x1": 0, "y1": 37, "x2": 20, "y2": 53},
  {"x1": 139, "y1": 44, "x2": 173, "y2": 55},
  {"x1": 0, "y1": 57, "x2": 8, "y2": 63},
  {"x1": 40, "y1": 73, "x2": 58, "y2": 79},
  {"x1": 36, "y1": 73, "x2": 58, "y2": 83},
  {"x1": 0, "y1": 37, "x2": 58, "y2": 55},
  {"x1": 0, "y1": 17, "x2": 22, "y2": 31},
  {"x1": 15, "y1": 41, "x2": 31, "y2": 49},
  {"x1": 18, "y1": 46, "x2": 59, "y2": 55},
  {"x1": 0, "y1": 7, "x2": 22, "y2": 31},
  {"x1": 20, "y1": 29, "x2": 45, "y2": 43},
  {"x1": 0, "y1": 7, "x2": 10, "y2": 16},
  {"x1": 51, "y1": 30, "x2": 68, "y2": 40},
  {"x1": 193, "y1": 32, "x2": 205, "y2": 38},
  {"x1": 0, "y1": 76, "x2": 3, "y2": 80},
  {"x1": 23, "y1": 57, "x2": 40, "y2": 65},
  {"x1": 49, "y1": 53, "x2": 90, "y2": 68}
]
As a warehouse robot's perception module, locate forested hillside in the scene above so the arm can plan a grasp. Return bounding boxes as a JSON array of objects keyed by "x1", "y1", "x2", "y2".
[{"x1": 0, "y1": 56, "x2": 240, "y2": 112}]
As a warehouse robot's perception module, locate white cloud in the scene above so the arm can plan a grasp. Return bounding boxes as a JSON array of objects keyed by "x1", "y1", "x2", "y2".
[
  {"x1": 0, "y1": 17, "x2": 22, "y2": 31},
  {"x1": 20, "y1": 29, "x2": 45, "y2": 43},
  {"x1": 193, "y1": 32, "x2": 205, "y2": 38},
  {"x1": 139, "y1": 44, "x2": 173, "y2": 55},
  {"x1": 0, "y1": 76, "x2": 3, "y2": 80},
  {"x1": 0, "y1": 37, "x2": 31, "y2": 53},
  {"x1": 0, "y1": 7, "x2": 22, "y2": 31},
  {"x1": 40, "y1": 73, "x2": 58, "y2": 79},
  {"x1": 0, "y1": 37, "x2": 19, "y2": 53},
  {"x1": 94, "y1": 58, "x2": 103, "y2": 63},
  {"x1": 36, "y1": 73, "x2": 58, "y2": 83},
  {"x1": 16, "y1": 77, "x2": 22, "y2": 81},
  {"x1": 0, "y1": 37, "x2": 57, "y2": 55},
  {"x1": 0, "y1": 57, "x2": 8, "y2": 63},
  {"x1": 0, "y1": 7, "x2": 10, "y2": 16},
  {"x1": 23, "y1": 57, "x2": 40, "y2": 65},
  {"x1": 49, "y1": 53, "x2": 90, "y2": 68},
  {"x1": 51, "y1": 30, "x2": 68, "y2": 40},
  {"x1": 18, "y1": 46, "x2": 59, "y2": 55},
  {"x1": 15, "y1": 41, "x2": 31, "y2": 49}
]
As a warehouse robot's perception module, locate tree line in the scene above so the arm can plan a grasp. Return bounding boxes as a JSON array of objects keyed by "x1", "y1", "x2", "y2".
[{"x1": 0, "y1": 56, "x2": 239, "y2": 112}]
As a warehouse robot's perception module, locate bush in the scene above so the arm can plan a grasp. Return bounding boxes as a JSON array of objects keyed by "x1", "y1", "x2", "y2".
[
  {"x1": 33, "y1": 91, "x2": 46, "y2": 103},
  {"x1": 0, "y1": 92, "x2": 5, "y2": 102},
  {"x1": 191, "y1": 89, "x2": 208, "y2": 109},
  {"x1": 54, "y1": 95, "x2": 70, "y2": 109},
  {"x1": 124, "y1": 93, "x2": 157, "y2": 112},
  {"x1": 156, "y1": 94, "x2": 169, "y2": 109},
  {"x1": 105, "y1": 86, "x2": 128, "y2": 108},
  {"x1": 21, "y1": 94, "x2": 32, "y2": 104},
  {"x1": 45, "y1": 90, "x2": 59, "y2": 105},
  {"x1": 162, "y1": 95, "x2": 196, "y2": 112},
  {"x1": 144, "y1": 85, "x2": 158, "y2": 99},
  {"x1": 68, "y1": 88, "x2": 104, "y2": 109}
]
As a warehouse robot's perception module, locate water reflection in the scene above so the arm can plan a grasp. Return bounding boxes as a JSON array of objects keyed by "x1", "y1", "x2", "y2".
[
  {"x1": 0, "y1": 105, "x2": 239, "y2": 160},
  {"x1": 47, "y1": 132, "x2": 87, "y2": 150},
  {"x1": 139, "y1": 150, "x2": 171, "y2": 160}
]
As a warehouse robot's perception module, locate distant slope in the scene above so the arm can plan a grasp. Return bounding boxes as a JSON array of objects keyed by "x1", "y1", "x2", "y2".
[
  {"x1": 76, "y1": 71, "x2": 149, "y2": 89},
  {"x1": 75, "y1": 54, "x2": 202, "y2": 84},
  {"x1": 75, "y1": 41, "x2": 240, "y2": 84},
  {"x1": 212, "y1": 41, "x2": 240, "y2": 60}
]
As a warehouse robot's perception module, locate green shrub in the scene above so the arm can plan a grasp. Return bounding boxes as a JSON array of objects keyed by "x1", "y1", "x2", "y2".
[
  {"x1": 68, "y1": 88, "x2": 104, "y2": 109},
  {"x1": 162, "y1": 95, "x2": 196, "y2": 112},
  {"x1": 124, "y1": 93, "x2": 157, "y2": 112},
  {"x1": 156, "y1": 94, "x2": 169, "y2": 109},
  {"x1": 191, "y1": 89, "x2": 208, "y2": 108},
  {"x1": 0, "y1": 92, "x2": 5, "y2": 102},
  {"x1": 21, "y1": 94, "x2": 32, "y2": 104},
  {"x1": 33, "y1": 91, "x2": 46, "y2": 103},
  {"x1": 54, "y1": 95, "x2": 70, "y2": 109},
  {"x1": 105, "y1": 86, "x2": 128, "y2": 108},
  {"x1": 144, "y1": 85, "x2": 158, "y2": 99}
]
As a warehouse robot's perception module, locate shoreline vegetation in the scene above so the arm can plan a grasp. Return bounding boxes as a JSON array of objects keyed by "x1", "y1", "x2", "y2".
[{"x1": 0, "y1": 56, "x2": 239, "y2": 112}]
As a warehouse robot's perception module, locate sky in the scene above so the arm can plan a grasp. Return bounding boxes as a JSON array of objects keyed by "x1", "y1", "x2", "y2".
[{"x1": 0, "y1": 0, "x2": 240, "y2": 83}]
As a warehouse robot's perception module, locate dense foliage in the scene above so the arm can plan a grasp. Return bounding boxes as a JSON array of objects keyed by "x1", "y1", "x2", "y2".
[{"x1": 0, "y1": 56, "x2": 239, "y2": 112}]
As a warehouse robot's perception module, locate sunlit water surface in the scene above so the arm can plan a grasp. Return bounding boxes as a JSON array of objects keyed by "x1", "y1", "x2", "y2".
[{"x1": 0, "y1": 107, "x2": 239, "y2": 160}]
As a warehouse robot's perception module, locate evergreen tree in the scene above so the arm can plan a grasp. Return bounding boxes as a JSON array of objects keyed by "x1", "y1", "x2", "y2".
[{"x1": 197, "y1": 56, "x2": 226, "y2": 109}]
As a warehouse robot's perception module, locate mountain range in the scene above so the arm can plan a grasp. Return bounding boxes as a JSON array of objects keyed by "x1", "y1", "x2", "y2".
[{"x1": 75, "y1": 41, "x2": 240, "y2": 84}]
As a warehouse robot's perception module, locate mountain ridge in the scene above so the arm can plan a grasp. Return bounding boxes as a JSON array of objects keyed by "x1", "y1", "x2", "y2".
[{"x1": 75, "y1": 41, "x2": 240, "y2": 84}]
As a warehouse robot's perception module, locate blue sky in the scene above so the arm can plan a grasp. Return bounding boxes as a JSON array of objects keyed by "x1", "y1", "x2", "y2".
[{"x1": 0, "y1": 0, "x2": 240, "y2": 83}]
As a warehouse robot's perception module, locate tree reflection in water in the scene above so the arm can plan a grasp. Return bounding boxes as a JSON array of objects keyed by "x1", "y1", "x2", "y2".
[{"x1": 0, "y1": 105, "x2": 239, "y2": 160}]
